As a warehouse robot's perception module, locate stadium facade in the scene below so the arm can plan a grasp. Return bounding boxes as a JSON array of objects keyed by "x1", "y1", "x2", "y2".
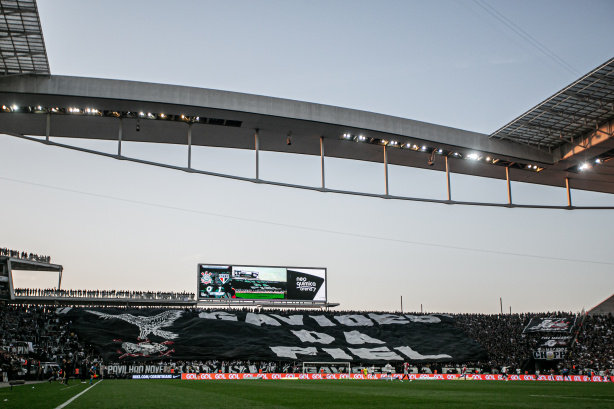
[{"x1": 0, "y1": 3, "x2": 613, "y2": 209}]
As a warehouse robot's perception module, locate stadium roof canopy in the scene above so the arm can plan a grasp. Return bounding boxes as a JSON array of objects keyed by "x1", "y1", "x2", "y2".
[
  {"x1": 490, "y1": 58, "x2": 614, "y2": 153},
  {"x1": 588, "y1": 293, "x2": 614, "y2": 315},
  {"x1": 0, "y1": 0, "x2": 50, "y2": 75},
  {"x1": 0, "y1": 3, "x2": 612, "y2": 209}
]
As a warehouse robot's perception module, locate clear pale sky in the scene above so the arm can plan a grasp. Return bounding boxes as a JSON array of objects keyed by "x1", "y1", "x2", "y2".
[{"x1": 1, "y1": 0, "x2": 614, "y2": 313}]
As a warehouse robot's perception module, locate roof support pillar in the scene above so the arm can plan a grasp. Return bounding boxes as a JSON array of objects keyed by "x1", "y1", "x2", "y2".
[
  {"x1": 566, "y1": 177, "x2": 572, "y2": 207},
  {"x1": 255, "y1": 129, "x2": 260, "y2": 180},
  {"x1": 187, "y1": 123, "x2": 192, "y2": 169},
  {"x1": 45, "y1": 113, "x2": 50, "y2": 143},
  {"x1": 383, "y1": 145, "x2": 389, "y2": 196},
  {"x1": 506, "y1": 167, "x2": 512, "y2": 205},
  {"x1": 445, "y1": 156, "x2": 451, "y2": 201},
  {"x1": 118, "y1": 117, "x2": 123, "y2": 157},
  {"x1": 320, "y1": 136, "x2": 325, "y2": 189}
]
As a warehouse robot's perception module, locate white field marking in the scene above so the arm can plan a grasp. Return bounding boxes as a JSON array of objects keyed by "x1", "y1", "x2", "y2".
[
  {"x1": 530, "y1": 395, "x2": 614, "y2": 402},
  {"x1": 55, "y1": 380, "x2": 102, "y2": 409},
  {"x1": 59, "y1": 384, "x2": 80, "y2": 391}
]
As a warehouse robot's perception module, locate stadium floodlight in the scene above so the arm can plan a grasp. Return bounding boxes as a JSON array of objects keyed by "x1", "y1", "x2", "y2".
[
  {"x1": 358, "y1": 135, "x2": 366, "y2": 141},
  {"x1": 421, "y1": 145, "x2": 427, "y2": 150},
  {"x1": 467, "y1": 153, "x2": 479, "y2": 160},
  {"x1": 486, "y1": 157, "x2": 491, "y2": 161},
  {"x1": 579, "y1": 163, "x2": 590, "y2": 171},
  {"x1": 595, "y1": 158, "x2": 602, "y2": 164},
  {"x1": 11, "y1": 105, "x2": 18, "y2": 111}
]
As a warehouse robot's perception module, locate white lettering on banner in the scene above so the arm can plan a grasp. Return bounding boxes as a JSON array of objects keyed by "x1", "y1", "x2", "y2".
[
  {"x1": 344, "y1": 330, "x2": 385, "y2": 345},
  {"x1": 198, "y1": 312, "x2": 238, "y2": 321},
  {"x1": 269, "y1": 314, "x2": 304, "y2": 326},
  {"x1": 203, "y1": 374, "x2": 212, "y2": 379},
  {"x1": 405, "y1": 315, "x2": 441, "y2": 323},
  {"x1": 446, "y1": 375, "x2": 456, "y2": 380},
  {"x1": 312, "y1": 374, "x2": 322, "y2": 379},
  {"x1": 215, "y1": 374, "x2": 225, "y2": 379},
  {"x1": 309, "y1": 315, "x2": 336, "y2": 327},
  {"x1": 290, "y1": 330, "x2": 335, "y2": 344},
  {"x1": 186, "y1": 374, "x2": 196, "y2": 380},
  {"x1": 272, "y1": 374, "x2": 282, "y2": 379},
  {"x1": 270, "y1": 346, "x2": 318, "y2": 359},
  {"x1": 299, "y1": 374, "x2": 309, "y2": 379},
  {"x1": 245, "y1": 313, "x2": 281, "y2": 326},
  {"x1": 322, "y1": 348, "x2": 353, "y2": 360},
  {"x1": 348, "y1": 347, "x2": 403, "y2": 360},
  {"x1": 367, "y1": 314, "x2": 409, "y2": 325},
  {"x1": 229, "y1": 374, "x2": 239, "y2": 379},
  {"x1": 354, "y1": 374, "x2": 364, "y2": 379},
  {"x1": 485, "y1": 375, "x2": 495, "y2": 380},
  {"x1": 334, "y1": 315, "x2": 374, "y2": 326},
  {"x1": 394, "y1": 346, "x2": 452, "y2": 360}
]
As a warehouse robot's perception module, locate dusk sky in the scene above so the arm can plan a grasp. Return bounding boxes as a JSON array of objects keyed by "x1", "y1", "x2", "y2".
[{"x1": 1, "y1": 0, "x2": 613, "y2": 313}]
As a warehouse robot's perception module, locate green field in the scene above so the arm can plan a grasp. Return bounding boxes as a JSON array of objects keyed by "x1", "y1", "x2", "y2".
[
  {"x1": 235, "y1": 293, "x2": 285, "y2": 299},
  {"x1": 2, "y1": 379, "x2": 614, "y2": 409}
]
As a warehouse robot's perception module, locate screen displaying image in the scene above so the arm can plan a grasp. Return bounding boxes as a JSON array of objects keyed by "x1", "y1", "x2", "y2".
[{"x1": 198, "y1": 264, "x2": 326, "y2": 302}]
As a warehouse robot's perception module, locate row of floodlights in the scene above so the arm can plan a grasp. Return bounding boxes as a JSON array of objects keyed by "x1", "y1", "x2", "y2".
[
  {"x1": 578, "y1": 157, "x2": 610, "y2": 171},
  {"x1": 341, "y1": 133, "x2": 543, "y2": 172},
  {"x1": 1, "y1": 105, "x2": 242, "y2": 127}
]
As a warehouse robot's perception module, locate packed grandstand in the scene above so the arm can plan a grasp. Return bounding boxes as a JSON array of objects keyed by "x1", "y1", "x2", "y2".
[{"x1": 1, "y1": 302, "x2": 612, "y2": 382}]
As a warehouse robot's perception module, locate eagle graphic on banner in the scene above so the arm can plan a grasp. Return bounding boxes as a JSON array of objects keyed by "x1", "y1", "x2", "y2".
[{"x1": 86, "y1": 310, "x2": 183, "y2": 340}]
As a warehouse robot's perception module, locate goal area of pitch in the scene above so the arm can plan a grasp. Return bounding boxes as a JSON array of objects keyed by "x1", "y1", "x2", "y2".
[{"x1": 301, "y1": 362, "x2": 351, "y2": 374}]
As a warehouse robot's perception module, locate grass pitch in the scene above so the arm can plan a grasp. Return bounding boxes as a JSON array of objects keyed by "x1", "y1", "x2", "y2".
[{"x1": 2, "y1": 379, "x2": 614, "y2": 409}]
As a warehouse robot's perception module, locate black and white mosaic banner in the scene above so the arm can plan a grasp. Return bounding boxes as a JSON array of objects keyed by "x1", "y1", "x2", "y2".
[{"x1": 63, "y1": 308, "x2": 486, "y2": 363}]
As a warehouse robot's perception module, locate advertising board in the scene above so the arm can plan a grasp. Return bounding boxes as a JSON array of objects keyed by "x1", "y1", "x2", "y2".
[{"x1": 197, "y1": 264, "x2": 326, "y2": 302}]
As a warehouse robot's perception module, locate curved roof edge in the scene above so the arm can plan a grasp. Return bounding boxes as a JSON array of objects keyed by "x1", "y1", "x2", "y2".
[{"x1": 0, "y1": 74, "x2": 554, "y2": 164}]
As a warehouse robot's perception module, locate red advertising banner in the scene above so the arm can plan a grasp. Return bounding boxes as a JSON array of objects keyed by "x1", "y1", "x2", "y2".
[{"x1": 181, "y1": 373, "x2": 614, "y2": 382}]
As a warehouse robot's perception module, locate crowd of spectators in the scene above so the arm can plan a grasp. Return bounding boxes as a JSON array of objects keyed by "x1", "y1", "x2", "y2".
[
  {"x1": 0, "y1": 303, "x2": 612, "y2": 382},
  {"x1": 0, "y1": 304, "x2": 101, "y2": 381},
  {"x1": 569, "y1": 313, "x2": 614, "y2": 372},
  {"x1": 0, "y1": 247, "x2": 51, "y2": 263},
  {"x1": 14, "y1": 288, "x2": 195, "y2": 301}
]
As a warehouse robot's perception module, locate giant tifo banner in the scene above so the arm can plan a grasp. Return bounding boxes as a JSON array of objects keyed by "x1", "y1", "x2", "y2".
[
  {"x1": 523, "y1": 317, "x2": 576, "y2": 333},
  {"x1": 62, "y1": 308, "x2": 486, "y2": 363},
  {"x1": 197, "y1": 264, "x2": 326, "y2": 301}
]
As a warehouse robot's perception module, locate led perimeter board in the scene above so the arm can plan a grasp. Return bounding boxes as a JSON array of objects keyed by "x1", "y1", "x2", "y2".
[{"x1": 197, "y1": 264, "x2": 326, "y2": 302}]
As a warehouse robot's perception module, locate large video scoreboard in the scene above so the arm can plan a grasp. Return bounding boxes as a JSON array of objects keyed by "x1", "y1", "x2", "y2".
[{"x1": 197, "y1": 264, "x2": 327, "y2": 302}]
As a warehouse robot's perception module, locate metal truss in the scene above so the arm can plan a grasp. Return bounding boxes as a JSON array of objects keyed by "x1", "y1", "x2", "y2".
[
  {"x1": 0, "y1": 0, "x2": 50, "y2": 75},
  {"x1": 490, "y1": 58, "x2": 614, "y2": 152},
  {"x1": 5, "y1": 131, "x2": 614, "y2": 210}
]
